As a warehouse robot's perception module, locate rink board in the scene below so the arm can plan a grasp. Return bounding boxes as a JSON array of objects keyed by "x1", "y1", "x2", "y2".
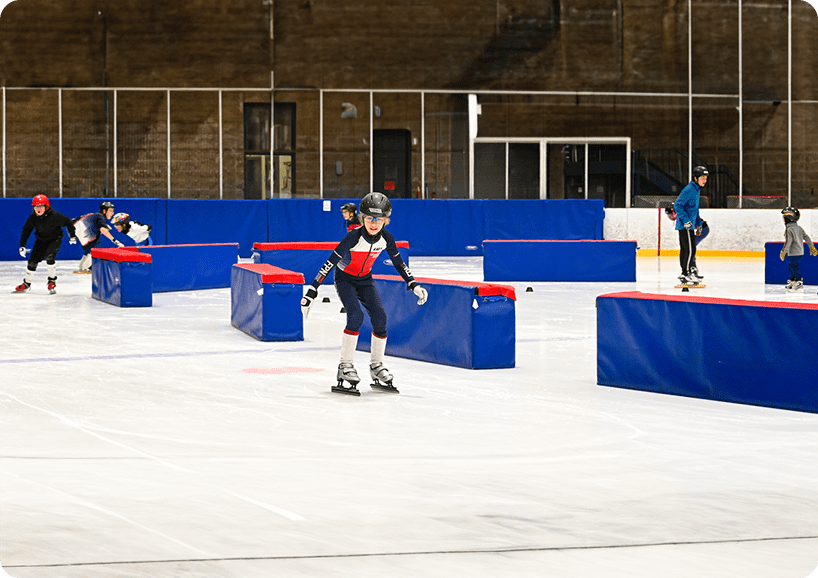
[
  {"x1": 357, "y1": 275, "x2": 516, "y2": 369},
  {"x1": 483, "y1": 240, "x2": 637, "y2": 282},
  {"x1": 125, "y1": 243, "x2": 239, "y2": 292},
  {"x1": 91, "y1": 248, "x2": 153, "y2": 307},
  {"x1": 252, "y1": 242, "x2": 409, "y2": 285},
  {"x1": 230, "y1": 263, "x2": 304, "y2": 341},
  {"x1": 597, "y1": 291, "x2": 818, "y2": 413},
  {"x1": 764, "y1": 241, "x2": 818, "y2": 285}
]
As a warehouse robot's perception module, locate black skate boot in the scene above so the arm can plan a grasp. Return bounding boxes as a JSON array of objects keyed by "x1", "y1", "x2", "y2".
[
  {"x1": 47, "y1": 277, "x2": 57, "y2": 294},
  {"x1": 13, "y1": 280, "x2": 31, "y2": 293},
  {"x1": 369, "y1": 362, "x2": 399, "y2": 393},
  {"x1": 332, "y1": 362, "x2": 361, "y2": 396}
]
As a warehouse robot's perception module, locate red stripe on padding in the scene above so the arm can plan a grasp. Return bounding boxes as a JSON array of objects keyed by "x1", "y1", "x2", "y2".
[
  {"x1": 373, "y1": 274, "x2": 516, "y2": 301},
  {"x1": 91, "y1": 248, "x2": 151, "y2": 263},
  {"x1": 130, "y1": 243, "x2": 239, "y2": 249},
  {"x1": 253, "y1": 241, "x2": 410, "y2": 250},
  {"x1": 599, "y1": 291, "x2": 818, "y2": 310},
  {"x1": 234, "y1": 263, "x2": 305, "y2": 284}
]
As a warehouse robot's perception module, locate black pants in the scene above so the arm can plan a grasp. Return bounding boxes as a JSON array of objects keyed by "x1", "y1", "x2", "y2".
[
  {"x1": 678, "y1": 229, "x2": 696, "y2": 275},
  {"x1": 28, "y1": 237, "x2": 62, "y2": 271}
]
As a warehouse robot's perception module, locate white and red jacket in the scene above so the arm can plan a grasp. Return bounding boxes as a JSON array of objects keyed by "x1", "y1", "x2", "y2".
[{"x1": 311, "y1": 227, "x2": 415, "y2": 287}]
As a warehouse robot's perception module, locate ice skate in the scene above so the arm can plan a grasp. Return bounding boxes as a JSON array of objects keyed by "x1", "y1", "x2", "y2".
[
  {"x1": 13, "y1": 280, "x2": 31, "y2": 293},
  {"x1": 47, "y1": 277, "x2": 57, "y2": 295},
  {"x1": 675, "y1": 273, "x2": 705, "y2": 289},
  {"x1": 786, "y1": 280, "x2": 803, "y2": 293},
  {"x1": 332, "y1": 362, "x2": 361, "y2": 396},
  {"x1": 690, "y1": 267, "x2": 704, "y2": 281},
  {"x1": 369, "y1": 362, "x2": 399, "y2": 393}
]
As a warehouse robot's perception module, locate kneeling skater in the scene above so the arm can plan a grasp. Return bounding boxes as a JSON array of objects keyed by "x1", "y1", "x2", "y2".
[{"x1": 301, "y1": 192, "x2": 428, "y2": 395}]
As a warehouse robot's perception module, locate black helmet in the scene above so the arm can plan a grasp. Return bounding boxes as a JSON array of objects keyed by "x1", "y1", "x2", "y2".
[
  {"x1": 100, "y1": 201, "x2": 115, "y2": 213},
  {"x1": 340, "y1": 202, "x2": 358, "y2": 215},
  {"x1": 692, "y1": 166, "x2": 709, "y2": 179},
  {"x1": 782, "y1": 206, "x2": 800, "y2": 223},
  {"x1": 360, "y1": 192, "x2": 392, "y2": 219}
]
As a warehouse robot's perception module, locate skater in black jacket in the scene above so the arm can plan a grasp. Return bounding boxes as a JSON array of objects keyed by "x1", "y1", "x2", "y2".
[
  {"x1": 302, "y1": 192, "x2": 428, "y2": 395},
  {"x1": 15, "y1": 194, "x2": 78, "y2": 294}
]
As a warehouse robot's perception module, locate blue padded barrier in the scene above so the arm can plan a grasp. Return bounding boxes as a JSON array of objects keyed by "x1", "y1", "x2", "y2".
[
  {"x1": 91, "y1": 248, "x2": 152, "y2": 307},
  {"x1": 482, "y1": 199, "x2": 604, "y2": 242},
  {"x1": 356, "y1": 275, "x2": 516, "y2": 369},
  {"x1": 597, "y1": 291, "x2": 818, "y2": 413},
  {"x1": 2, "y1": 198, "x2": 605, "y2": 260},
  {"x1": 231, "y1": 263, "x2": 305, "y2": 341},
  {"x1": 764, "y1": 241, "x2": 818, "y2": 285},
  {"x1": 483, "y1": 240, "x2": 637, "y2": 282},
  {"x1": 127, "y1": 243, "x2": 239, "y2": 292},
  {"x1": 252, "y1": 242, "x2": 410, "y2": 285},
  {"x1": 166, "y1": 200, "x2": 266, "y2": 258}
]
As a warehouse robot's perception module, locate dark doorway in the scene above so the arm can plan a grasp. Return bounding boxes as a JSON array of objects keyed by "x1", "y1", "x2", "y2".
[
  {"x1": 244, "y1": 103, "x2": 296, "y2": 198},
  {"x1": 373, "y1": 129, "x2": 411, "y2": 198}
]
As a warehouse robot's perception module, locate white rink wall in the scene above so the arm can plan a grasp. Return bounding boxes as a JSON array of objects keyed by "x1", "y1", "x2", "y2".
[{"x1": 604, "y1": 208, "x2": 816, "y2": 253}]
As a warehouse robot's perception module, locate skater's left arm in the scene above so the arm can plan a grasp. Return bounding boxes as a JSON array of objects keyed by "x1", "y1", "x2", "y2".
[
  {"x1": 383, "y1": 231, "x2": 427, "y2": 305},
  {"x1": 805, "y1": 232, "x2": 818, "y2": 257}
]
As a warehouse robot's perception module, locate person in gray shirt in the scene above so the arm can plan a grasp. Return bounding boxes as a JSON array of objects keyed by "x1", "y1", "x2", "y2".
[{"x1": 780, "y1": 206, "x2": 817, "y2": 292}]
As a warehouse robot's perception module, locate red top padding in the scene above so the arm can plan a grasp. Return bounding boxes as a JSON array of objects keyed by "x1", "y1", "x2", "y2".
[
  {"x1": 599, "y1": 291, "x2": 818, "y2": 310},
  {"x1": 483, "y1": 239, "x2": 636, "y2": 244},
  {"x1": 91, "y1": 248, "x2": 151, "y2": 263},
  {"x1": 254, "y1": 241, "x2": 409, "y2": 250},
  {"x1": 374, "y1": 274, "x2": 516, "y2": 300},
  {"x1": 235, "y1": 263, "x2": 305, "y2": 284}
]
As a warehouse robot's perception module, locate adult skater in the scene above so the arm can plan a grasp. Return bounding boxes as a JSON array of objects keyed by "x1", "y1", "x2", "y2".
[
  {"x1": 15, "y1": 194, "x2": 78, "y2": 294},
  {"x1": 665, "y1": 204, "x2": 709, "y2": 278},
  {"x1": 779, "y1": 206, "x2": 817, "y2": 292},
  {"x1": 73, "y1": 201, "x2": 123, "y2": 272},
  {"x1": 674, "y1": 165, "x2": 708, "y2": 284},
  {"x1": 301, "y1": 192, "x2": 428, "y2": 396},
  {"x1": 111, "y1": 212, "x2": 153, "y2": 246},
  {"x1": 340, "y1": 202, "x2": 361, "y2": 232}
]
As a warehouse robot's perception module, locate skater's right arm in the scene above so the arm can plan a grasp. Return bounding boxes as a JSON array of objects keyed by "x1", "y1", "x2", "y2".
[
  {"x1": 19, "y1": 217, "x2": 34, "y2": 250},
  {"x1": 303, "y1": 240, "x2": 349, "y2": 316}
]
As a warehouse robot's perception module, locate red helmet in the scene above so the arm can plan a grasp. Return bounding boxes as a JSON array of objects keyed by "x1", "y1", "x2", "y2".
[{"x1": 32, "y1": 194, "x2": 50, "y2": 208}]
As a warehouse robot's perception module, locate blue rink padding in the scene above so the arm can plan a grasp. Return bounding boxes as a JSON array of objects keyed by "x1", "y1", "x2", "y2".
[
  {"x1": 764, "y1": 241, "x2": 818, "y2": 285},
  {"x1": 91, "y1": 248, "x2": 152, "y2": 307},
  {"x1": 483, "y1": 240, "x2": 637, "y2": 282},
  {"x1": 356, "y1": 275, "x2": 516, "y2": 369},
  {"x1": 596, "y1": 291, "x2": 818, "y2": 414},
  {"x1": 252, "y1": 242, "x2": 410, "y2": 285},
  {"x1": 1, "y1": 198, "x2": 605, "y2": 260},
  {"x1": 231, "y1": 263, "x2": 305, "y2": 341},
  {"x1": 124, "y1": 243, "x2": 239, "y2": 292}
]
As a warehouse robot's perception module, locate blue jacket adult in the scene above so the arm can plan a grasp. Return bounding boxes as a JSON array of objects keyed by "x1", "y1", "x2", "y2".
[{"x1": 673, "y1": 180, "x2": 704, "y2": 231}]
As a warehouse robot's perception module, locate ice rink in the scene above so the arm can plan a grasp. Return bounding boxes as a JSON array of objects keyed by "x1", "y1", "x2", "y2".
[{"x1": 1, "y1": 255, "x2": 817, "y2": 578}]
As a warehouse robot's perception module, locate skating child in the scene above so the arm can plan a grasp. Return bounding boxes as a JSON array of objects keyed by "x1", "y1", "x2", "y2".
[
  {"x1": 665, "y1": 204, "x2": 709, "y2": 279},
  {"x1": 779, "y1": 206, "x2": 817, "y2": 292},
  {"x1": 302, "y1": 192, "x2": 428, "y2": 395},
  {"x1": 673, "y1": 165, "x2": 708, "y2": 284},
  {"x1": 111, "y1": 212, "x2": 153, "y2": 246},
  {"x1": 73, "y1": 201, "x2": 123, "y2": 272},
  {"x1": 15, "y1": 194, "x2": 78, "y2": 294},
  {"x1": 340, "y1": 202, "x2": 361, "y2": 232}
]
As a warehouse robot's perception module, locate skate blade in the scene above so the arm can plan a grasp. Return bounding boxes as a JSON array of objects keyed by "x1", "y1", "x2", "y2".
[
  {"x1": 674, "y1": 284, "x2": 705, "y2": 288},
  {"x1": 370, "y1": 381, "x2": 399, "y2": 393},
  {"x1": 73, "y1": 270, "x2": 92, "y2": 274},
  {"x1": 332, "y1": 384, "x2": 361, "y2": 396}
]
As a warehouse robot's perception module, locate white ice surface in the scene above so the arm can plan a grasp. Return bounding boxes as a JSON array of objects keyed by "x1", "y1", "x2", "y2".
[{"x1": 1, "y1": 256, "x2": 817, "y2": 578}]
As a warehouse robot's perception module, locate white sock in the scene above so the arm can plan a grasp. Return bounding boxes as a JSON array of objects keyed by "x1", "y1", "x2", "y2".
[
  {"x1": 47, "y1": 264, "x2": 57, "y2": 278},
  {"x1": 24, "y1": 270, "x2": 35, "y2": 284},
  {"x1": 79, "y1": 254, "x2": 91, "y2": 270},
  {"x1": 371, "y1": 334, "x2": 387, "y2": 366},
  {"x1": 340, "y1": 332, "x2": 358, "y2": 364}
]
